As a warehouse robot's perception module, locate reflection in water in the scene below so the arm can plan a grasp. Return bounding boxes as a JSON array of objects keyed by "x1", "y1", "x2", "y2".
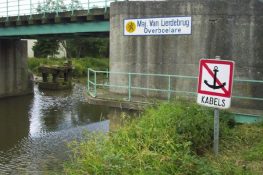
[
  {"x1": 0, "y1": 95, "x2": 32, "y2": 151},
  {"x1": 0, "y1": 120, "x2": 110, "y2": 174},
  {"x1": 29, "y1": 84, "x2": 111, "y2": 137},
  {"x1": 0, "y1": 84, "x2": 133, "y2": 174}
]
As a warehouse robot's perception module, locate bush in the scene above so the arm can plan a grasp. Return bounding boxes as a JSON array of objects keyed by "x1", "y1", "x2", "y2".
[
  {"x1": 64, "y1": 101, "x2": 233, "y2": 174},
  {"x1": 27, "y1": 57, "x2": 109, "y2": 77}
]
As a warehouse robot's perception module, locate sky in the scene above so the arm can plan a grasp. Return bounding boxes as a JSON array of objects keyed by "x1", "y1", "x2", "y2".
[{"x1": 0, "y1": 0, "x2": 123, "y2": 17}]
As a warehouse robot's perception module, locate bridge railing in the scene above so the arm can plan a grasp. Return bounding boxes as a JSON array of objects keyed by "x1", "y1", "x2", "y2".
[
  {"x1": 0, "y1": 0, "x2": 124, "y2": 21},
  {"x1": 87, "y1": 68, "x2": 263, "y2": 123}
]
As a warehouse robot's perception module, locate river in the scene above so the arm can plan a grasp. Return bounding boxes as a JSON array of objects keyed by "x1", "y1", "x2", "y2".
[{"x1": 0, "y1": 83, "x2": 131, "y2": 174}]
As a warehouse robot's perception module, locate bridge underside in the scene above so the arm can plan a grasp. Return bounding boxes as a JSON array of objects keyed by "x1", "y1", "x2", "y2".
[
  {"x1": 0, "y1": 9, "x2": 109, "y2": 39},
  {"x1": 0, "y1": 22, "x2": 109, "y2": 39}
]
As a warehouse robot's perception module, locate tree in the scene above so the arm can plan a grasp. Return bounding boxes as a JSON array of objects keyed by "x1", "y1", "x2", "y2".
[
  {"x1": 68, "y1": 0, "x2": 83, "y2": 11},
  {"x1": 62, "y1": 37, "x2": 109, "y2": 58},
  {"x1": 32, "y1": 39, "x2": 60, "y2": 58},
  {"x1": 36, "y1": 0, "x2": 82, "y2": 14},
  {"x1": 37, "y1": 0, "x2": 66, "y2": 13}
]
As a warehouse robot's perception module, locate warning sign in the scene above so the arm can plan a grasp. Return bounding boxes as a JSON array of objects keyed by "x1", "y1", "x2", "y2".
[{"x1": 197, "y1": 59, "x2": 235, "y2": 109}]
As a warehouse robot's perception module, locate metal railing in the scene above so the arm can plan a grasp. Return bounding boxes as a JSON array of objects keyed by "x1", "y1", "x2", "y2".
[
  {"x1": 87, "y1": 68, "x2": 198, "y2": 101},
  {"x1": 0, "y1": 0, "x2": 124, "y2": 21},
  {"x1": 87, "y1": 68, "x2": 263, "y2": 101},
  {"x1": 87, "y1": 68, "x2": 263, "y2": 121}
]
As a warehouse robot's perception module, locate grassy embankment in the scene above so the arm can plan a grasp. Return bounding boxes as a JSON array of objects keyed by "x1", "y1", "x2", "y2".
[
  {"x1": 27, "y1": 57, "x2": 109, "y2": 77},
  {"x1": 64, "y1": 101, "x2": 263, "y2": 174}
]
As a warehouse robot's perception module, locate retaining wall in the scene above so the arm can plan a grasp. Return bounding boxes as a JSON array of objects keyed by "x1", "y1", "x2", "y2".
[{"x1": 110, "y1": 0, "x2": 263, "y2": 110}]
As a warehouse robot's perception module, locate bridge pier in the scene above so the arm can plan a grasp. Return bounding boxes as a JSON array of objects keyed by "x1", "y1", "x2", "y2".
[
  {"x1": 110, "y1": 0, "x2": 263, "y2": 110},
  {"x1": 0, "y1": 39, "x2": 33, "y2": 98}
]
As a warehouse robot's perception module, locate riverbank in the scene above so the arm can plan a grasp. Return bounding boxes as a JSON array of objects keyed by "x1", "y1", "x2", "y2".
[{"x1": 64, "y1": 101, "x2": 263, "y2": 174}]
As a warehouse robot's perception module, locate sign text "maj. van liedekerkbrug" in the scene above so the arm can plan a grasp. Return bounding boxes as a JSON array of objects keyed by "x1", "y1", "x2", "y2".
[{"x1": 124, "y1": 16, "x2": 191, "y2": 36}]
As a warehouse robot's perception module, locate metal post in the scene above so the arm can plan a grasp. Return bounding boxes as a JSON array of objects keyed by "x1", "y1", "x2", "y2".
[
  {"x1": 87, "y1": 68, "x2": 90, "y2": 93},
  {"x1": 71, "y1": 8, "x2": 74, "y2": 16},
  {"x1": 213, "y1": 55, "x2": 221, "y2": 155},
  {"x1": 17, "y1": 0, "x2": 20, "y2": 20},
  {"x1": 128, "y1": 73, "x2": 131, "y2": 101},
  {"x1": 87, "y1": 0, "x2": 90, "y2": 14},
  {"x1": 94, "y1": 71, "x2": 97, "y2": 97},
  {"x1": 6, "y1": 0, "x2": 8, "y2": 21},
  {"x1": 168, "y1": 75, "x2": 171, "y2": 101},
  {"x1": 43, "y1": 0, "x2": 46, "y2": 18},
  {"x1": 30, "y1": 0, "x2": 32, "y2": 19},
  {"x1": 214, "y1": 108, "x2": 219, "y2": 155},
  {"x1": 104, "y1": 0, "x2": 107, "y2": 13},
  {"x1": 56, "y1": 0, "x2": 58, "y2": 16},
  {"x1": 105, "y1": 68, "x2": 109, "y2": 79}
]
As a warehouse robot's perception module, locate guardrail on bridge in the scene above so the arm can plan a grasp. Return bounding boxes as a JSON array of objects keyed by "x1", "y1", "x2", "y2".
[{"x1": 0, "y1": 0, "x2": 124, "y2": 21}]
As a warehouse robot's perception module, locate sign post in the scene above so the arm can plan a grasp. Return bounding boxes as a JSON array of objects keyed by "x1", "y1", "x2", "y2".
[
  {"x1": 214, "y1": 105, "x2": 219, "y2": 155},
  {"x1": 213, "y1": 56, "x2": 220, "y2": 155},
  {"x1": 197, "y1": 56, "x2": 234, "y2": 155}
]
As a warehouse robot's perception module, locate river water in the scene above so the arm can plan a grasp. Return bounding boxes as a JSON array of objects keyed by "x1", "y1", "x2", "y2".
[{"x1": 0, "y1": 83, "x2": 129, "y2": 174}]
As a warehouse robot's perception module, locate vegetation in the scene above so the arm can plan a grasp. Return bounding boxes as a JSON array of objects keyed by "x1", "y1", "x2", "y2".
[
  {"x1": 63, "y1": 38, "x2": 109, "y2": 58},
  {"x1": 32, "y1": 39, "x2": 60, "y2": 58},
  {"x1": 64, "y1": 101, "x2": 263, "y2": 174},
  {"x1": 32, "y1": 37, "x2": 109, "y2": 59},
  {"x1": 36, "y1": 0, "x2": 82, "y2": 13},
  {"x1": 28, "y1": 57, "x2": 109, "y2": 77}
]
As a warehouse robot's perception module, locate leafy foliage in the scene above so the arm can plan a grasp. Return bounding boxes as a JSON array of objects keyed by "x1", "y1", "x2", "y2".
[
  {"x1": 36, "y1": 0, "x2": 66, "y2": 13},
  {"x1": 64, "y1": 37, "x2": 109, "y2": 58},
  {"x1": 32, "y1": 39, "x2": 60, "y2": 58},
  {"x1": 64, "y1": 101, "x2": 263, "y2": 174},
  {"x1": 36, "y1": 0, "x2": 82, "y2": 13},
  {"x1": 64, "y1": 101, "x2": 234, "y2": 174},
  {"x1": 32, "y1": 37, "x2": 109, "y2": 59},
  {"x1": 28, "y1": 57, "x2": 109, "y2": 77}
]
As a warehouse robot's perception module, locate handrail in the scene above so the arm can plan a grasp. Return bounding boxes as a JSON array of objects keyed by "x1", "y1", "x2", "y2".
[
  {"x1": 0, "y1": 0, "x2": 123, "y2": 20},
  {"x1": 87, "y1": 68, "x2": 263, "y2": 122},
  {"x1": 87, "y1": 68, "x2": 263, "y2": 102}
]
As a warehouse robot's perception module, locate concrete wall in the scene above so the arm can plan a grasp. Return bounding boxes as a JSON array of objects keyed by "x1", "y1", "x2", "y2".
[
  {"x1": 110, "y1": 0, "x2": 263, "y2": 109},
  {"x1": 27, "y1": 39, "x2": 35, "y2": 58},
  {"x1": 0, "y1": 39, "x2": 33, "y2": 98}
]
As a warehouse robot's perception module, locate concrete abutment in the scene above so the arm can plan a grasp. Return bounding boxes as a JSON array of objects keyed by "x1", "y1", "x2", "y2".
[
  {"x1": 0, "y1": 39, "x2": 33, "y2": 98},
  {"x1": 110, "y1": 0, "x2": 263, "y2": 110}
]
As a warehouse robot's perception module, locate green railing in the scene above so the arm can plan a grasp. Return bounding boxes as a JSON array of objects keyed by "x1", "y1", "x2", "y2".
[
  {"x1": 87, "y1": 69, "x2": 197, "y2": 100},
  {"x1": 0, "y1": 0, "x2": 125, "y2": 21},
  {"x1": 87, "y1": 68, "x2": 263, "y2": 122}
]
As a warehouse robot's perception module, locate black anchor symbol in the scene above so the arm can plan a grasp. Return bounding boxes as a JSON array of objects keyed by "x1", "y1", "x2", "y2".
[{"x1": 204, "y1": 66, "x2": 226, "y2": 89}]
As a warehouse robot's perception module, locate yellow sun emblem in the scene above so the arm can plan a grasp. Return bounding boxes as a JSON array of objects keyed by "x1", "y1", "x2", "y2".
[{"x1": 126, "y1": 21, "x2": 136, "y2": 33}]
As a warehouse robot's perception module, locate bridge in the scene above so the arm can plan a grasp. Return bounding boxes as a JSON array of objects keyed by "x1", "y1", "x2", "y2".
[
  {"x1": 0, "y1": 0, "x2": 262, "y2": 120},
  {"x1": 0, "y1": 0, "x2": 123, "y2": 98},
  {"x1": 0, "y1": 0, "x2": 124, "y2": 38}
]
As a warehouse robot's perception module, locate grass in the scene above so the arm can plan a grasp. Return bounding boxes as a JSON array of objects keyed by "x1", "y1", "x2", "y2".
[
  {"x1": 63, "y1": 100, "x2": 263, "y2": 174},
  {"x1": 206, "y1": 123, "x2": 263, "y2": 174},
  {"x1": 27, "y1": 57, "x2": 109, "y2": 77}
]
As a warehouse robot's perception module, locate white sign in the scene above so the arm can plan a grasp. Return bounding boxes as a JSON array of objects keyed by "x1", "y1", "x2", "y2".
[
  {"x1": 124, "y1": 16, "x2": 192, "y2": 36},
  {"x1": 197, "y1": 59, "x2": 235, "y2": 109}
]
